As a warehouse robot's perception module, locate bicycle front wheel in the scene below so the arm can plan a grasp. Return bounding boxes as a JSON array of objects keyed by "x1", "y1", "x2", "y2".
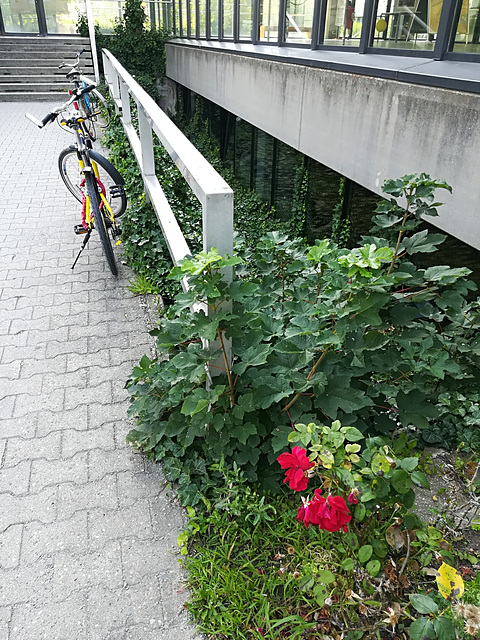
[
  {"x1": 84, "y1": 171, "x2": 118, "y2": 276},
  {"x1": 89, "y1": 89, "x2": 111, "y2": 130},
  {"x1": 58, "y1": 146, "x2": 127, "y2": 218}
]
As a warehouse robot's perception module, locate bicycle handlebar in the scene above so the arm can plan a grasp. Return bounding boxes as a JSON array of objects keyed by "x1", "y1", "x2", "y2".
[{"x1": 25, "y1": 84, "x2": 97, "y2": 128}]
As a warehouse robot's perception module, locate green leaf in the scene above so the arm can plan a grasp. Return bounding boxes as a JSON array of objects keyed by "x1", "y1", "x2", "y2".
[
  {"x1": 298, "y1": 575, "x2": 314, "y2": 591},
  {"x1": 341, "y1": 557, "x2": 354, "y2": 571},
  {"x1": 409, "y1": 618, "x2": 436, "y2": 640},
  {"x1": 391, "y1": 469, "x2": 412, "y2": 494},
  {"x1": 358, "y1": 545, "x2": 373, "y2": 563},
  {"x1": 316, "y1": 569, "x2": 336, "y2": 584},
  {"x1": 409, "y1": 594, "x2": 439, "y2": 614},
  {"x1": 432, "y1": 616, "x2": 456, "y2": 640},
  {"x1": 411, "y1": 471, "x2": 430, "y2": 489},
  {"x1": 365, "y1": 559, "x2": 381, "y2": 576},
  {"x1": 400, "y1": 457, "x2": 419, "y2": 471}
]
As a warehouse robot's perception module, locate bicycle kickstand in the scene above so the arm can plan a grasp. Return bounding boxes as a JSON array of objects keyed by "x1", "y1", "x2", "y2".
[{"x1": 71, "y1": 229, "x2": 92, "y2": 270}]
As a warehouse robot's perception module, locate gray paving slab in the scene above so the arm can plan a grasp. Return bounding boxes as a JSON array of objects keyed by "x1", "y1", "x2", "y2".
[{"x1": 0, "y1": 102, "x2": 202, "y2": 640}]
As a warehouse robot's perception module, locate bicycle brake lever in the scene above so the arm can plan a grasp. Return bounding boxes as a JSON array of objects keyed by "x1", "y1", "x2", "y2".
[{"x1": 25, "y1": 113, "x2": 44, "y2": 127}]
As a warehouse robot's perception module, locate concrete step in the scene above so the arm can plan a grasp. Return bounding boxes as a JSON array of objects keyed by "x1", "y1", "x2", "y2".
[
  {"x1": 0, "y1": 58, "x2": 93, "y2": 69},
  {"x1": 0, "y1": 36, "x2": 89, "y2": 45},
  {"x1": 0, "y1": 81, "x2": 70, "y2": 92},
  {"x1": 0, "y1": 43, "x2": 92, "y2": 53},
  {"x1": 0, "y1": 74, "x2": 72, "y2": 83},
  {"x1": 0, "y1": 50, "x2": 90, "y2": 59},
  {"x1": 0, "y1": 91, "x2": 68, "y2": 101},
  {"x1": 0, "y1": 67, "x2": 71, "y2": 76}
]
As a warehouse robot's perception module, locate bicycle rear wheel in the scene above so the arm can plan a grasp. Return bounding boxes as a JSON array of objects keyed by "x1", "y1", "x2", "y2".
[
  {"x1": 58, "y1": 146, "x2": 127, "y2": 218},
  {"x1": 84, "y1": 172, "x2": 118, "y2": 276}
]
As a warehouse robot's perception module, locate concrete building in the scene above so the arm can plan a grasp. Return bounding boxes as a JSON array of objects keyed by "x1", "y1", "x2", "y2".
[{"x1": 163, "y1": 0, "x2": 480, "y2": 253}]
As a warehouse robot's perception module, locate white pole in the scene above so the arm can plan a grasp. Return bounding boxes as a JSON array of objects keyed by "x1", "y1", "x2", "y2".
[{"x1": 85, "y1": 0, "x2": 100, "y2": 83}]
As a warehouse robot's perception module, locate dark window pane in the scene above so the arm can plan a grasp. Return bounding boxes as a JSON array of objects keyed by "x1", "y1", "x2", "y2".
[
  {"x1": 305, "y1": 160, "x2": 343, "y2": 241},
  {"x1": 254, "y1": 130, "x2": 274, "y2": 204}
]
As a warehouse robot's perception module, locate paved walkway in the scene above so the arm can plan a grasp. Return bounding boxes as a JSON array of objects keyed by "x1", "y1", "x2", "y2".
[{"x1": 0, "y1": 102, "x2": 200, "y2": 640}]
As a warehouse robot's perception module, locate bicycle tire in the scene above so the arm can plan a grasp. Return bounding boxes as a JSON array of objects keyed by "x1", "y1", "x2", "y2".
[
  {"x1": 89, "y1": 89, "x2": 111, "y2": 130},
  {"x1": 58, "y1": 146, "x2": 127, "y2": 218},
  {"x1": 84, "y1": 171, "x2": 118, "y2": 276}
]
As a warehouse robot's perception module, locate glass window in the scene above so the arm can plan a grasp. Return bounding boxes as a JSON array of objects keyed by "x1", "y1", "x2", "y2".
[
  {"x1": 198, "y1": 0, "x2": 206, "y2": 34},
  {"x1": 0, "y1": 0, "x2": 40, "y2": 32},
  {"x1": 274, "y1": 141, "x2": 302, "y2": 221},
  {"x1": 174, "y1": 0, "x2": 180, "y2": 34},
  {"x1": 254, "y1": 130, "x2": 275, "y2": 204},
  {"x1": 235, "y1": 118, "x2": 254, "y2": 188},
  {"x1": 211, "y1": 0, "x2": 219, "y2": 35},
  {"x1": 259, "y1": 0, "x2": 280, "y2": 40},
  {"x1": 304, "y1": 159, "x2": 343, "y2": 241},
  {"x1": 239, "y1": 0, "x2": 253, "y2": 38},
  {"x1": 324, "y1": 0, "x2": 364, "y2": 46},
  {"x1": 187, "y1": 0, "x2": 195, "y2": 35},
  {"x1": 223, "y1": 0, "x2": 234, "y2": 36},
  {"x1": 453, "y1": 0, "x2": 480, "y2": 53},
  {"x1": 372, "y1": 0, "x2": 442, "y2": 50},
  {"x1": 285, "y1": 0, "x2": 315, "y2": 44}
]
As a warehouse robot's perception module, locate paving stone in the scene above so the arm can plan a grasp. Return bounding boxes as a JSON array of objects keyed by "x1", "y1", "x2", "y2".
[
  {"x1": 87, "y1": 447, "x2": 143, "y2": 482},
  {"x1": 0, "y1": 460, "x2": 31, "y2": 495},
  {"x1": 0, "y1": 486, "x2": 57, "y2": 530},
  {"x1": 3, "y1": 432, "x2": 62, "y2": 467},
  {"x1": 121, "y1": 539, "x2": 177, "y2": 586},
  {"x1": 0, "y1": 556, "x2": 54, "y2": 607},
  {"x1": 9, "y1": 591, "x2": 88, "y2": 639},
  {"x1": 30, "y1": 452, "x2": 88, "y2": 492},
  {"x1": 117, "y1": 470, "x2": 162, "y2": 508},
  {"x1": 36, "y1": 405, "x2": 88, "y2": 437},
  {"x1": 89, "y1": 501, "x2": 154, "y2": 548},
  {"x1": 53, "y1": 541, "x2": 123, "y2": 595},
  {"x1": 62, "y1": 424, "x2": 115, "y2": 457},
  {"x1": 21, "y1": 511, "x2": 88, "y2": 565},
  {"x1": 0, "y1": 524, "x2": 23, "y2": 569},
  {"x1": 58, "y1": 475, "x2": 118, "y2": 520},
  {"x1": 12, "y1": 388, "x2": 64, "y2": 418},
  {"x1": 87, "y1": 578, "x2": 163, "y2": 636}
]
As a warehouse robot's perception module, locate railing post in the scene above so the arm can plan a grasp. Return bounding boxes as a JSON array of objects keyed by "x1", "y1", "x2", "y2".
[
  {"x1": 120, "y1": 79, "x2": 131, "y2": 126},
  {"x1": 137, "y1": 104, "x2": 156, "y2": 203},
  {"x1": 85, "y1": 0, "x2": 100, "y2": 83}
]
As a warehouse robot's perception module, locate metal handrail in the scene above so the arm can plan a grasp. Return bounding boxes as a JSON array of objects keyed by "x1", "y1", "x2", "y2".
[{"x1": 102, "y1": 48, "x2": 234, "y2": 277}]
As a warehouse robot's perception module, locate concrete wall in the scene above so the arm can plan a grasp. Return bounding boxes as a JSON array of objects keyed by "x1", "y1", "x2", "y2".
[{"x1": 166, "y1": 44, "x2": 480, "y2": 250}]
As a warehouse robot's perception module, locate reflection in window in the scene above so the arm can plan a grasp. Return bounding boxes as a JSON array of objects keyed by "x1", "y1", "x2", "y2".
[
  {"x1": 259, "y1": 0, "x2": 280, "y2": 41},
  {"x1": 274, "y1": 141, "x2": 303, "y2": 221},
  {"x1": 235, "y1": 119, "x2": 254, "y2": 189},
  {"x1": 372, "y1": 0, "x2": 442, "y2": 50},
  {"x1": 223, "y1": 0, "x2": 234, "y2": 36},
  {"x1": 239, "y1": 0, "x2": 253, "y2": 39},
  {"x1": 211, "y1": 0, "x2": 219, "y2": 36},
  {"x1": 285, "y1": 0, "x2": 315, "y2": 43},
  {"x1": 324, "y1": 0, "x2": 364, "y2": 46},
  {"x1": 254, "y1": 130, "x2": 274, "y2": 204},
  {"x1": 187, "y1": 0, "x2": 195, "y2": 35},
  {"x1": 198, "y1": 0, "x2": 206, "y2": 35},
  {"x1": 453, "y1": 0, "x2": 480, "y2": 53}
]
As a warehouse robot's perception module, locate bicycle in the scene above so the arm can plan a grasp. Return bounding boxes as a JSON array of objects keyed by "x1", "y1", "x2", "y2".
[
  {"x1": 58, "y1": 49, "x2": 111, "y2": 142},
  {"x1": 26, "y1": 86, "x2": 127, "y2": 276}
]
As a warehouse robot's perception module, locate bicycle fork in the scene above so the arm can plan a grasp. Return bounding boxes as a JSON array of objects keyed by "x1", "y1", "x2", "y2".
[{"x1": 71, "y1": 160, "x2": 121, "y2": 270}]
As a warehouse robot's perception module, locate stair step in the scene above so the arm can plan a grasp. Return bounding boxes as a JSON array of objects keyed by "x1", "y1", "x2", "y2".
[
  {"x1": 0, "y1": 50, "x2": 91, "y2": 59},
  {"x1": 0, "y1": 58, "x2": 93, "y2": 69},
  {"x1": 0, "y1": 91, "x2": 69, "y2": 102},
  {"x1": 0, "y1": 74, "x2": 75, "y2": 82},
  {"x1": 0, "y1": 67, "x2": 74, "y2": 75},
  {"x1": 0, "y1": 81, "x2": 71, "y2": 91},
  {"x1": 0, "y1": 36, "x2": 89, "y2": 44}
]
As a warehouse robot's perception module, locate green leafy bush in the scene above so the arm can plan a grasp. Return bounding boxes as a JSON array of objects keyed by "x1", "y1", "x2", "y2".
[{"x1": 126, "y1": 174, "x2": 480, "y2": 505}]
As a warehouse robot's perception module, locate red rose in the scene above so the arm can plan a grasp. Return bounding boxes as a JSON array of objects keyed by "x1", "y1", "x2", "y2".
[
  {"x1": 277, "y1": 446, "x2": 314, "y2": 492},
  {"x1": 297, "y1": 492, "x2": 351, "y2": 533}
]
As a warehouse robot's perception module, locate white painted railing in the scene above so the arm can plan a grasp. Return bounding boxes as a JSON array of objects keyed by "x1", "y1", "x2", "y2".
[{"x1": 102, "y1": 48, "x2": 234, "y2": 278}]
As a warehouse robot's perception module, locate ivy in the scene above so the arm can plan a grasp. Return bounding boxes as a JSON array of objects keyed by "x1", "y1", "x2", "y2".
[{"x1": 126, "y1": 174, "x2": 480, "y2": 504}]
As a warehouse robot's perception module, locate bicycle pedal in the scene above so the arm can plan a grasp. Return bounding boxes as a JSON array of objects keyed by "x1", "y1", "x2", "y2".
[
  {"x1": 74, "y1": 224, "x2": 89, "y2": 235},
  {"x1": 110, "y1": 185, "x2": 125, "y2": 199},
  {"x1": 112, "y1": 225, "x2": 122, "y2": 237}
]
